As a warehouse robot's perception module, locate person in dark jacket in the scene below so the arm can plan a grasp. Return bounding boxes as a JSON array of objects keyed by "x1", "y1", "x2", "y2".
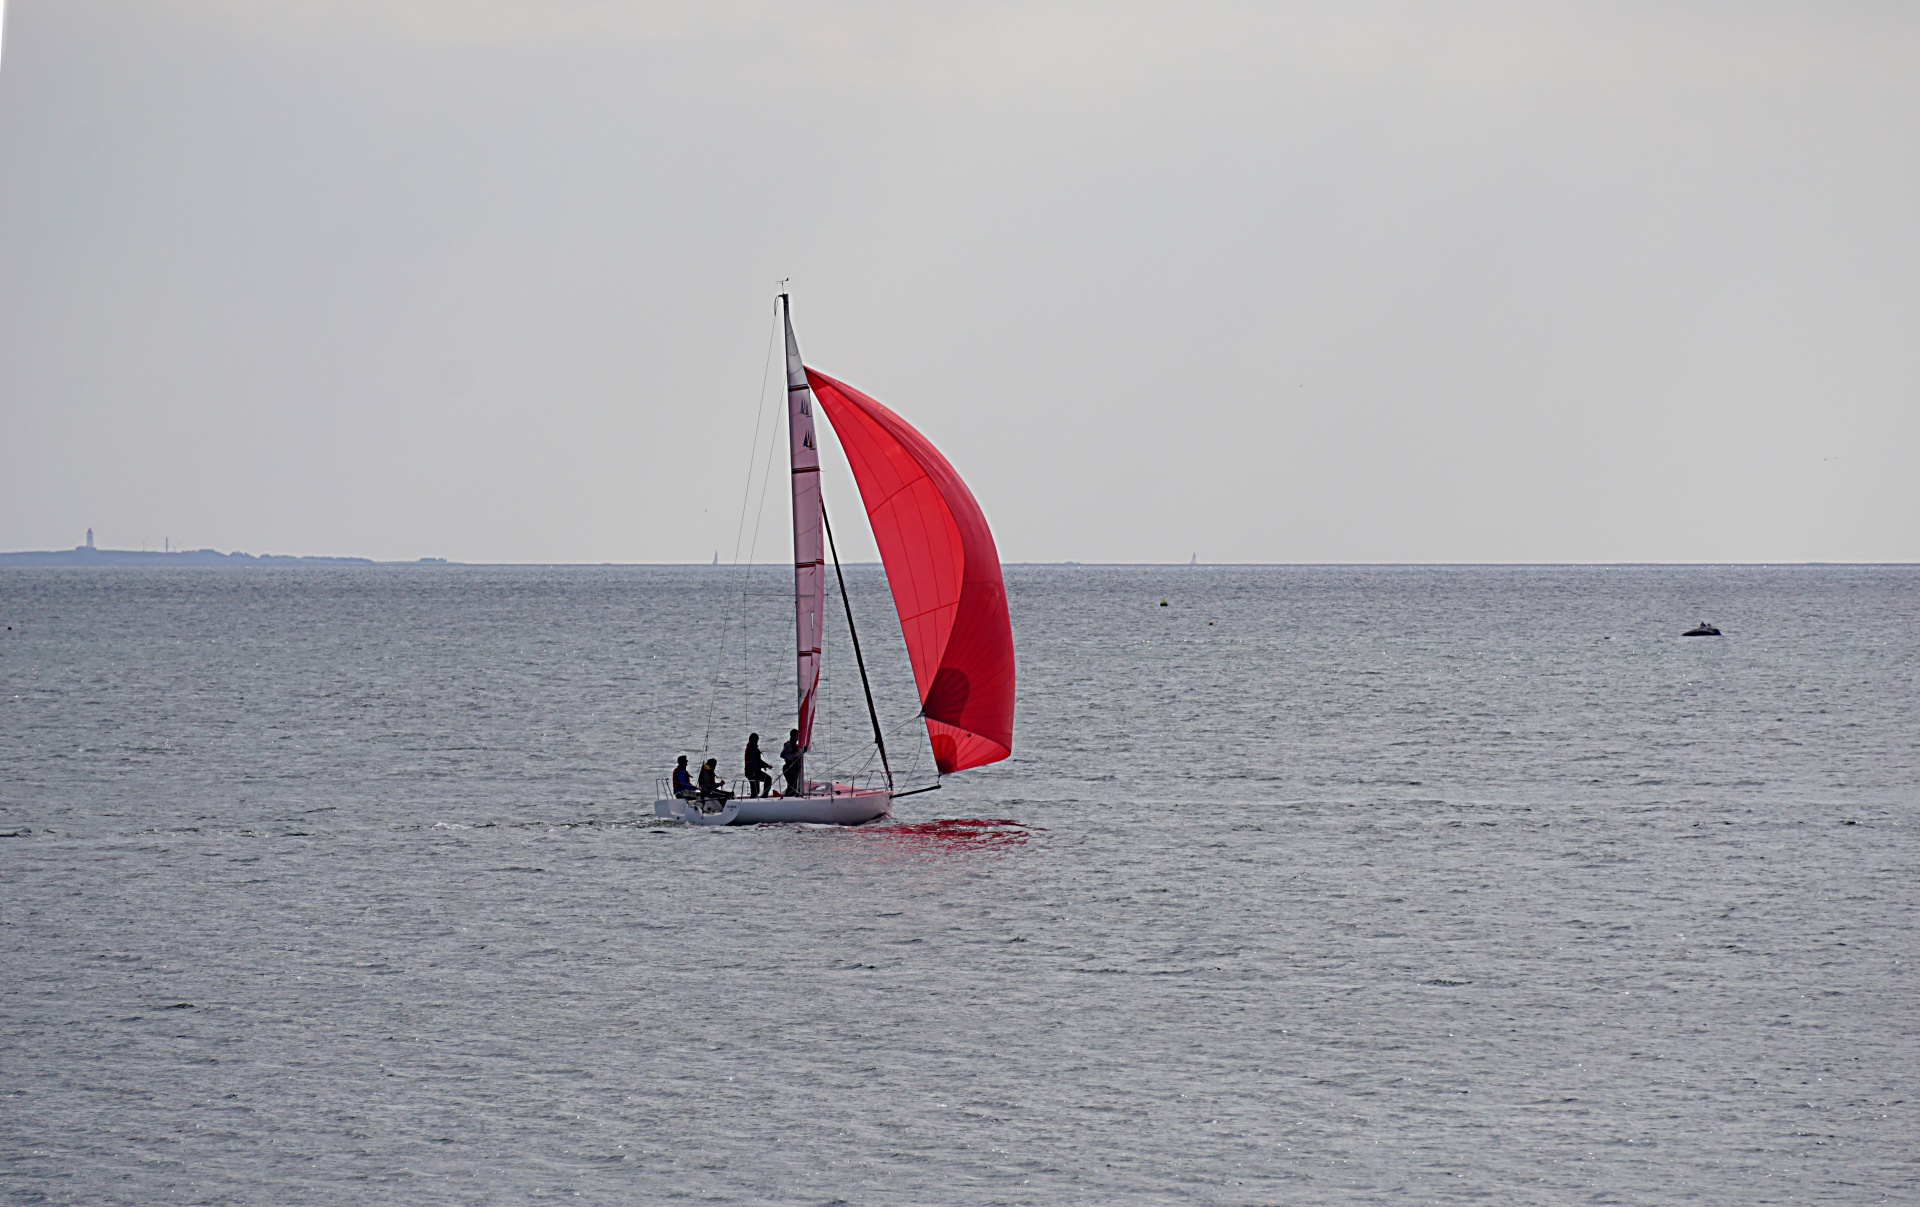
[
  {"x1": 671, "y1": 755, "x2": 697, "y2": 799},
  {"x1": 743, "y1": 733, "x2": 773, "y2": 798},
  {"x1": 697, "y1": 758, "x2": 732, "y2": 803},
  {"x1": 779, "y1": 729, "x2": 804, "y2": 797}
]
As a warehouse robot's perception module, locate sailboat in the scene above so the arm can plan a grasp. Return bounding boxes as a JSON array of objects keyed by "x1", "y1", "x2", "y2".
[{"x1": 655, "y1": 291, "x2": 1016, "y2": 825}]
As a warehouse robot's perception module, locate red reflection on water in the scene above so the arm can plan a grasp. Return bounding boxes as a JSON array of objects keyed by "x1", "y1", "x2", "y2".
[{"x1": 864, "y1": 817, "x2": 1032, "y2": 851}]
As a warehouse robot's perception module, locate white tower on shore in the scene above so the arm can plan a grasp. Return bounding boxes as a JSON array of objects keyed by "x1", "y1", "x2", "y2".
[{"x1": 85, "y1": 528, "x2": 95, "y2": 550}]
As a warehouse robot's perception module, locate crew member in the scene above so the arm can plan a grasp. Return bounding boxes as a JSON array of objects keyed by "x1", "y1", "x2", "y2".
[
  {"x1": 697, "y1": 757, "x2": 733, "y2": 803},
  {"x1": 743, "y1": 733, "x2": 773, "y2": 798},
  {"x1": 780, "y1": 728, "x2": 804, "y2": 796}
]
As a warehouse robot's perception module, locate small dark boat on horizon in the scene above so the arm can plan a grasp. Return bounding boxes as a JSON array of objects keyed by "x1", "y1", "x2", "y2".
[{"x1": 1683, "y1": 622, "x2": 1722, "y2": 637}]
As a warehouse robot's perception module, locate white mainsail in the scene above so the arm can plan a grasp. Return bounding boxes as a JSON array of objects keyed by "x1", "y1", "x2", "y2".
[{"x1": 782, "y1": 294, "x2": 825, "y2": 771}]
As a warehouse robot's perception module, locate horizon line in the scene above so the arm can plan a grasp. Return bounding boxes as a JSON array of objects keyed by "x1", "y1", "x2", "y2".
[{"x1": 2, "y1": 549, "x2": 1914, "y2": 570}]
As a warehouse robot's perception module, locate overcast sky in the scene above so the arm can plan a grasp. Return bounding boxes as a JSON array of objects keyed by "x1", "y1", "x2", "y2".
[{"x1": 1, "y1": 1, "x2": 1915, "y2": 563}]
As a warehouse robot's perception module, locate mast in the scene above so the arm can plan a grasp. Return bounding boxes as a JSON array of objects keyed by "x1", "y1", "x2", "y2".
[{"x1": 782, "y1": 293, "x2": 825, "y2": 792}]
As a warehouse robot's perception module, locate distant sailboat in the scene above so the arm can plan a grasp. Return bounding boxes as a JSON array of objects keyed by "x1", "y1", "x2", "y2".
[
  {"x1": 657, "y1": 292, "x2": 1016, "y2": 825},
  {"x1": 1189, "y1": 552, "x2": 1197, "y2": 567}
]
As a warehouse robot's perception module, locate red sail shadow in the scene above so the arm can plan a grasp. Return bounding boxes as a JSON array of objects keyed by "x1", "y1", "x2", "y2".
[
  {"x1": 865, "y1": 817, "x2": 1033, "y2": 851},
  {"x1": 805, "y1": 367, "x2": 1015, "y2": 774}
]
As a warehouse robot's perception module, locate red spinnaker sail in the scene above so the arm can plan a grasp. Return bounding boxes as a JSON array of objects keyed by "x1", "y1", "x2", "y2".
[{"x1": 805, "y1": 368, "x2": 1014, "y2": 774}]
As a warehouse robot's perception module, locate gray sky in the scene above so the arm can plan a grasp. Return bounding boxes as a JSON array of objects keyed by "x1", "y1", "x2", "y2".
[{"x1": 2, "y1": 1, "x2": 1915, "y2": 563}]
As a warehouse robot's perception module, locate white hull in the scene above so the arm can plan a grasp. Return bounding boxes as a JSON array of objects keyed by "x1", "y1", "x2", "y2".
[{"x1": 654, "y1": 788, "x2": 891, "y2": 827}]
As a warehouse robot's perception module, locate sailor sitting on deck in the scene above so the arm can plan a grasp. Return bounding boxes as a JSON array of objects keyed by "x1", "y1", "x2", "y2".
[
  {"x1": 697, "y1": 758, "x2": 734, "y2": 805},
  {"x1": 671, "y1": 755, "x2": 698, "y2": 800}
]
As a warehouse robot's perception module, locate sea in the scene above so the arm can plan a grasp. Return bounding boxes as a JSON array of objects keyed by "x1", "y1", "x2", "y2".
[{"x1": 1, "y1": 564, "x2": 1915, "y2": 1205}]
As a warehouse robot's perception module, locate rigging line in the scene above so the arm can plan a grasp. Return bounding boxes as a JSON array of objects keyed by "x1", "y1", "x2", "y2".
[
  {"x1": 741, "y1": 299, "x2": 790, "y2": 575},
  {"x1": 734, "y1": 305, "x2": 787, "y2": 742},
  {"x1": 804, "y1": 645, "x2": 887, "y2": 788},
  {"x1": 705, "y1": 306, "x2": 782, "y2": 754},
  {"x1": 725, "y1": 311, "x2": 791, "y2": 750},
  {"x1": 730, "y1": 305, "x2": 781, "y2": 568},
  {"x1": 704, "y1": 314, "x2": 778, "y2": 754},
  {"x1": 734, "y1": 321, "x2": 791, "y2": 745},
  {"x1": 741, "y1": 323, "x2": 789, "y2": 599},
  {"x1": 822, "y1": 501, "x2": 893, "y2": 792}
]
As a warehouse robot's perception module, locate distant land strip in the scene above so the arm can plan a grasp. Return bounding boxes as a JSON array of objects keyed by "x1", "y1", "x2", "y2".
[{"x1": 0, "y1": 546, "x2": 450, "y2": 567}]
